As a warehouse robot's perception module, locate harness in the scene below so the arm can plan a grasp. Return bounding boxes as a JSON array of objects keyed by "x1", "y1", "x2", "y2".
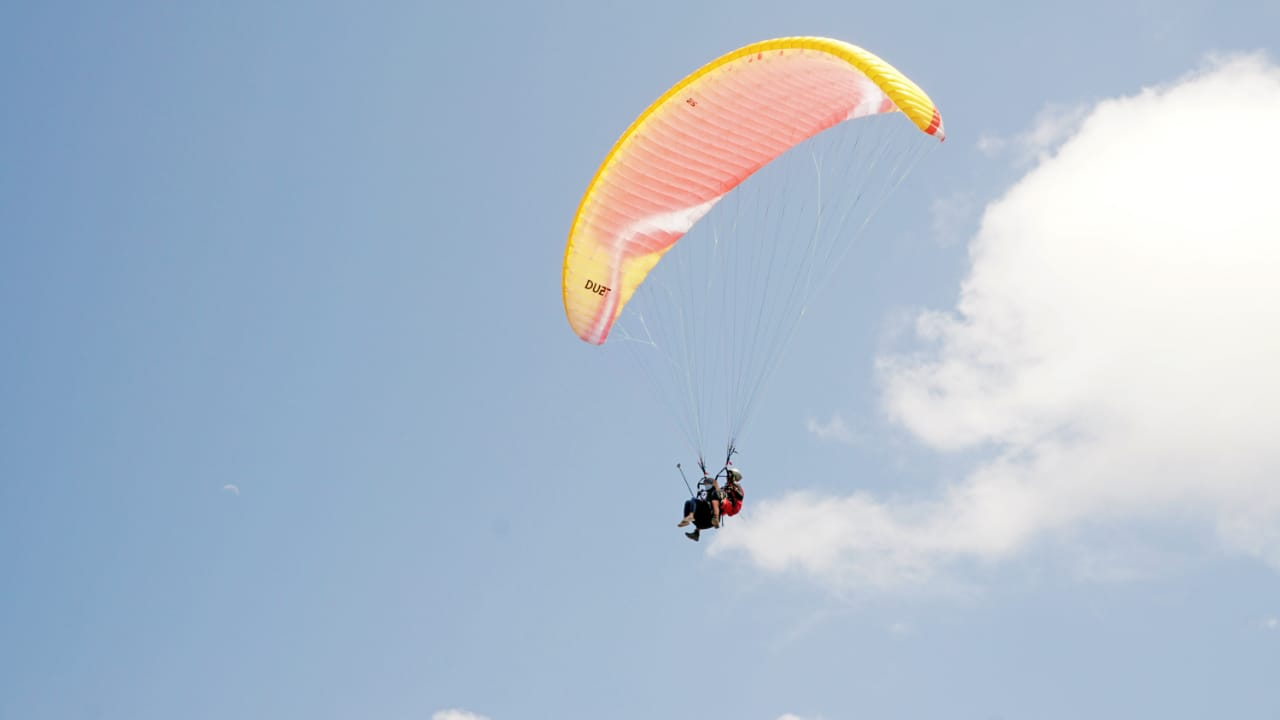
[{"x1": 676, "y1": 442, "x2": 743, "y2": 526}]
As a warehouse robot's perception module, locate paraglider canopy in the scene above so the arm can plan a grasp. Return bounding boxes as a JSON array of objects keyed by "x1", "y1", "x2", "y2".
[
  {"x1": 562, "y1": 36, "x2": 944, "y2": 458},
  {"x1": 563, "y1": 36, "x2": 943, "y2": 345}
]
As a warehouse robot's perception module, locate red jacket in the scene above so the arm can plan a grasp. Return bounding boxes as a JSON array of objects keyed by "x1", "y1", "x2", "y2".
[{"x1": 721, "y1": 485, "x2": 744, "y2": 517}]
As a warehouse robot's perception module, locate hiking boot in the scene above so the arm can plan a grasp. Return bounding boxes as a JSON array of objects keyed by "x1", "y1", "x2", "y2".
[
  {"x1": 685, "y1": 529, "x2": 700, "y2": 542},
  {"x1": 677, "y1": 514, "x2": 694, "y2": 528}
]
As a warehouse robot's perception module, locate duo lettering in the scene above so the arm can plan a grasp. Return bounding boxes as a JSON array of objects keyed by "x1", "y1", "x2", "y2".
[{"x1": 584, "y1": 279, "x2": 612, "y2": 296}]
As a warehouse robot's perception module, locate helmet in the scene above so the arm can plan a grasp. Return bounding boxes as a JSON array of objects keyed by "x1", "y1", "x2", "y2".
[{"x1": 726, "y1": 467, "x2": 743, "y2": 482}]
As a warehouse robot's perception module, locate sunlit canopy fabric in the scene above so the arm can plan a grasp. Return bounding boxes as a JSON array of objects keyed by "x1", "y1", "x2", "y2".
[{"x1": 562, "y1": 36, "x2": 944, "y2": 345}]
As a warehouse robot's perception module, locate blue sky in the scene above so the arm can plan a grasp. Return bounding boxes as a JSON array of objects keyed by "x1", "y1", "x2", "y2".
[{"x1": 3, "y1": 2, "x2": 1279, "y2": 719}]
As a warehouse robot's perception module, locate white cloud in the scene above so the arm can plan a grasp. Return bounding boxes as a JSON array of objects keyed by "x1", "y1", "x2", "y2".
[
  {"x1": 433, "y1": 710, "x2": 490, "y2": 720},
  {"x1": 1264, "y1": 616, "x2": 1278, "y2": 631},
  {"x1": 978, "y1": 102, "x2": 1090, "y2": 166},
  {"x1": 806, "y1": 413, "x2": 865, "y2": 445},
  {"x1": 715, "y1": 54, "x2": 1280, "y2": 590}
]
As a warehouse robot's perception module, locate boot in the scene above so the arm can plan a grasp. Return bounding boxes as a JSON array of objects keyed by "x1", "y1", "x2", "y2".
[
  {"x1": 677, "y1": 514, "x2": 694, "y2": 528},
  {"x1": 685, "y1": 529, "x2": 700, "y2": 542}
]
